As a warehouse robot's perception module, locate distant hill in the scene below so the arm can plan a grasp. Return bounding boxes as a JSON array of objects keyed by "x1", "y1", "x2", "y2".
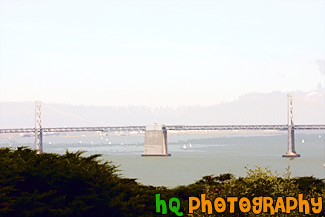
[{"x1": 0, "y1": 89, "x2": 324, "y2": 128}]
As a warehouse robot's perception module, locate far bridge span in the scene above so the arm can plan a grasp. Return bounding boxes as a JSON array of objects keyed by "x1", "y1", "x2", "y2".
[{"x1": 0, "y1": 95, "x2": 324, "y2": 157}]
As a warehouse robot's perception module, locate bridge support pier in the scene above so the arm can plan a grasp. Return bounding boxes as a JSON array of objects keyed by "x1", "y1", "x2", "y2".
[
  {"x1": 283, "y1": 94, "x2": 300, "y2": 158},
  {"x1": 142, "y1": 124, "x2": 171, "y2": 157}
]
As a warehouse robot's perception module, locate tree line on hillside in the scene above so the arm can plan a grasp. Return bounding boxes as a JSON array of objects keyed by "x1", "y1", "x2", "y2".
[{"x1": 0, "y1": 147, "x2": 324, "y2": 217}]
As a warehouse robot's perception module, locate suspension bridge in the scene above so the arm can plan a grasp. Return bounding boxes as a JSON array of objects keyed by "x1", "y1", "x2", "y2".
[{"x1": 0, "y1": 95, "x2": 324, "y2": 157}]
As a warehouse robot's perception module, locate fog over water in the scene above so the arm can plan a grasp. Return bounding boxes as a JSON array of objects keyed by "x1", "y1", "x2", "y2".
[{"x1": 1, "y1": 89, "x2": 325, "y2": 128}]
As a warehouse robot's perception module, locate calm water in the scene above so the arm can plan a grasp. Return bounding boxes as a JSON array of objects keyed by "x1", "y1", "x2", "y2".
[{"x1": 1, "y1": 131, "x2": 324, "y2": 187}]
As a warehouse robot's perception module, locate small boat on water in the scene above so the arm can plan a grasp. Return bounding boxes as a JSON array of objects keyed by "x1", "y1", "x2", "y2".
[
  {"x1": 183, "y1": 144, "x2": 187, "y2": 149},
  {"x1": 189, "y1": 143, "x2": 192, "y2": 148},
  {"x1": 301, "y1": 139, "x2": 305, "y2": 143}
]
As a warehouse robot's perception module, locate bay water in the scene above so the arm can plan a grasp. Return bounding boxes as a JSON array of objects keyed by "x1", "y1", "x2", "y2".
[{"x1": 1, "y1": 131, "x2": 324, "y2": 187}]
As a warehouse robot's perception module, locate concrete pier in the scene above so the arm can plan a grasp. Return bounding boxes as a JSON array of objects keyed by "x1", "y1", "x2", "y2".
[
  {"x1": 142, "y1": 124, "x2": 171, "y2": 157},
  {"x1": 282, "y1": 126, "x2": 300, "y2": 157}
]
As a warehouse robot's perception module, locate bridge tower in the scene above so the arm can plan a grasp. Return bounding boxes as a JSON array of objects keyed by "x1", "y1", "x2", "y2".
[
  {"x1": 35, "y1": 101, "x2": 43, "y2": 153},
  {"x1": 282, "y1": 94, "x2": 300, "y2": 157}
]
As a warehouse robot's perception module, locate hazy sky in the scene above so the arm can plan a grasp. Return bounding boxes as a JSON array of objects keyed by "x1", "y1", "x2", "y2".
[{"x1": 0, "y1": 0, "x2": 324, "y2": 106}]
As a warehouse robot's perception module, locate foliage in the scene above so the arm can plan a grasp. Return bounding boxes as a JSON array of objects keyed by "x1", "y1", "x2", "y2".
[
  {"x1": 0, "y1": 147, "x2": 158, "y2": 217},
  {"x1": 190, "y1": 166, "x2": 325, "y2": 217},
  {"x1": 0, "y1": 147, "x2": 324, "y2": 217}
]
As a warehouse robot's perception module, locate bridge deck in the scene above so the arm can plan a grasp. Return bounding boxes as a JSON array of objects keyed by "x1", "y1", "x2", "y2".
[{"x1": 0, "y1": 125, "x2": 324, "y2": 134}]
